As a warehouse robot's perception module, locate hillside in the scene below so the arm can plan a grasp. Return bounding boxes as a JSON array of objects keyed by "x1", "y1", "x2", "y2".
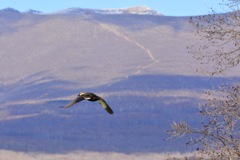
[{"x1": 0, "y1": 7, "x2": 239, "y2": 159}]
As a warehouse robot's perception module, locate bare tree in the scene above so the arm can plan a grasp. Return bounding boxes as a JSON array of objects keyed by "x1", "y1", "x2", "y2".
[
  {"x1": 188, "y1": 0, "x2": 240, "y2": 76},
  {"x1": 168, "y1": 85, "x2": 240, "y2": 159},
  {"x1": 168, "y1": 1, "x2": 240, "y2": 159}
]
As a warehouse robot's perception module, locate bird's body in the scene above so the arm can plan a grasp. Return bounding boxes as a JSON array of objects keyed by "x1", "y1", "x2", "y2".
[
  {"x1": 80, "y1": 92, "x2": 100, "y2": 101},
  {"x1": 61, "y1": 92, "x2": 113, "y2": 114}
]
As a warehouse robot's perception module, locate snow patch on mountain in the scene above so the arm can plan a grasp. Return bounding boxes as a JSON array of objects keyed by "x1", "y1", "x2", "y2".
[
  {"x1": 0, "y1": 6, "x2": 162, "y2": 15},
  {"x1": 24, "y1": 9, "x2": 42, "y2": 14},
  {"x1": 57, "y1": 6, "x2": 162, "y2": 15}
]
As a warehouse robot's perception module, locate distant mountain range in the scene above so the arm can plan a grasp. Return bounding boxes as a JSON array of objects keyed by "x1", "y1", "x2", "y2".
[
  {"x1": 0, "y1": 6, "x2": 162, "y2": 15},
  {"x1": 0, "y1": 6, "x2": 239, "y2": 159}
]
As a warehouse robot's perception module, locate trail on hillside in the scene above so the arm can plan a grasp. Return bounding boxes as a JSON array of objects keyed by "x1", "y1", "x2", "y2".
[{"x1": 99, "y1": 23, "x2": 159, "y2": 75}]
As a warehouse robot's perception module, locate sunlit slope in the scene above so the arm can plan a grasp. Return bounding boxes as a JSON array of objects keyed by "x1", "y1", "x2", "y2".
[
  {"x1": 1, "y1": 10, "x2": 239, "y2": 155},
  {"x1": 0, "y1": 12, "x2": 201, "y2": 89}
]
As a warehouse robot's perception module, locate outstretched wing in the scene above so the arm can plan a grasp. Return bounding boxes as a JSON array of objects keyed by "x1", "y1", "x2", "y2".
[
  {"x1": 98, "y1": 97, "x2": 113, "y2": 114},
  {"x1": 61, "y1": 96, "x2": 84, "y2": 108}
]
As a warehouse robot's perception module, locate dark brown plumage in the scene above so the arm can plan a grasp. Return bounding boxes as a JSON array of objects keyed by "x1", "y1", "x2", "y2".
[{"x1": 61, "y1": 92, "x2": 113, "y2": 114}]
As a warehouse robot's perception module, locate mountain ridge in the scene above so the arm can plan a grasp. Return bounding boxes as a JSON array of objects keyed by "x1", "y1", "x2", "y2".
[
  {"x1": 0, "y1": 6, "x2": 162, "y2": 15},
  {"x1": 0, "y1": 8, "x2": 239, "y2": 157}
]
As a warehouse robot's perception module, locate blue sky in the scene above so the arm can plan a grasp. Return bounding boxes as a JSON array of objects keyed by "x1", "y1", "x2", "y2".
[{"x1": 0, "y1": 0, "x2": 225, "y2": 16}]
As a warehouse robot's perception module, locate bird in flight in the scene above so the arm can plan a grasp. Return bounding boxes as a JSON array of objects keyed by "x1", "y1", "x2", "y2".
[{"x1": 61, "y1": 92, "x2": 113, "y2": 114}]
